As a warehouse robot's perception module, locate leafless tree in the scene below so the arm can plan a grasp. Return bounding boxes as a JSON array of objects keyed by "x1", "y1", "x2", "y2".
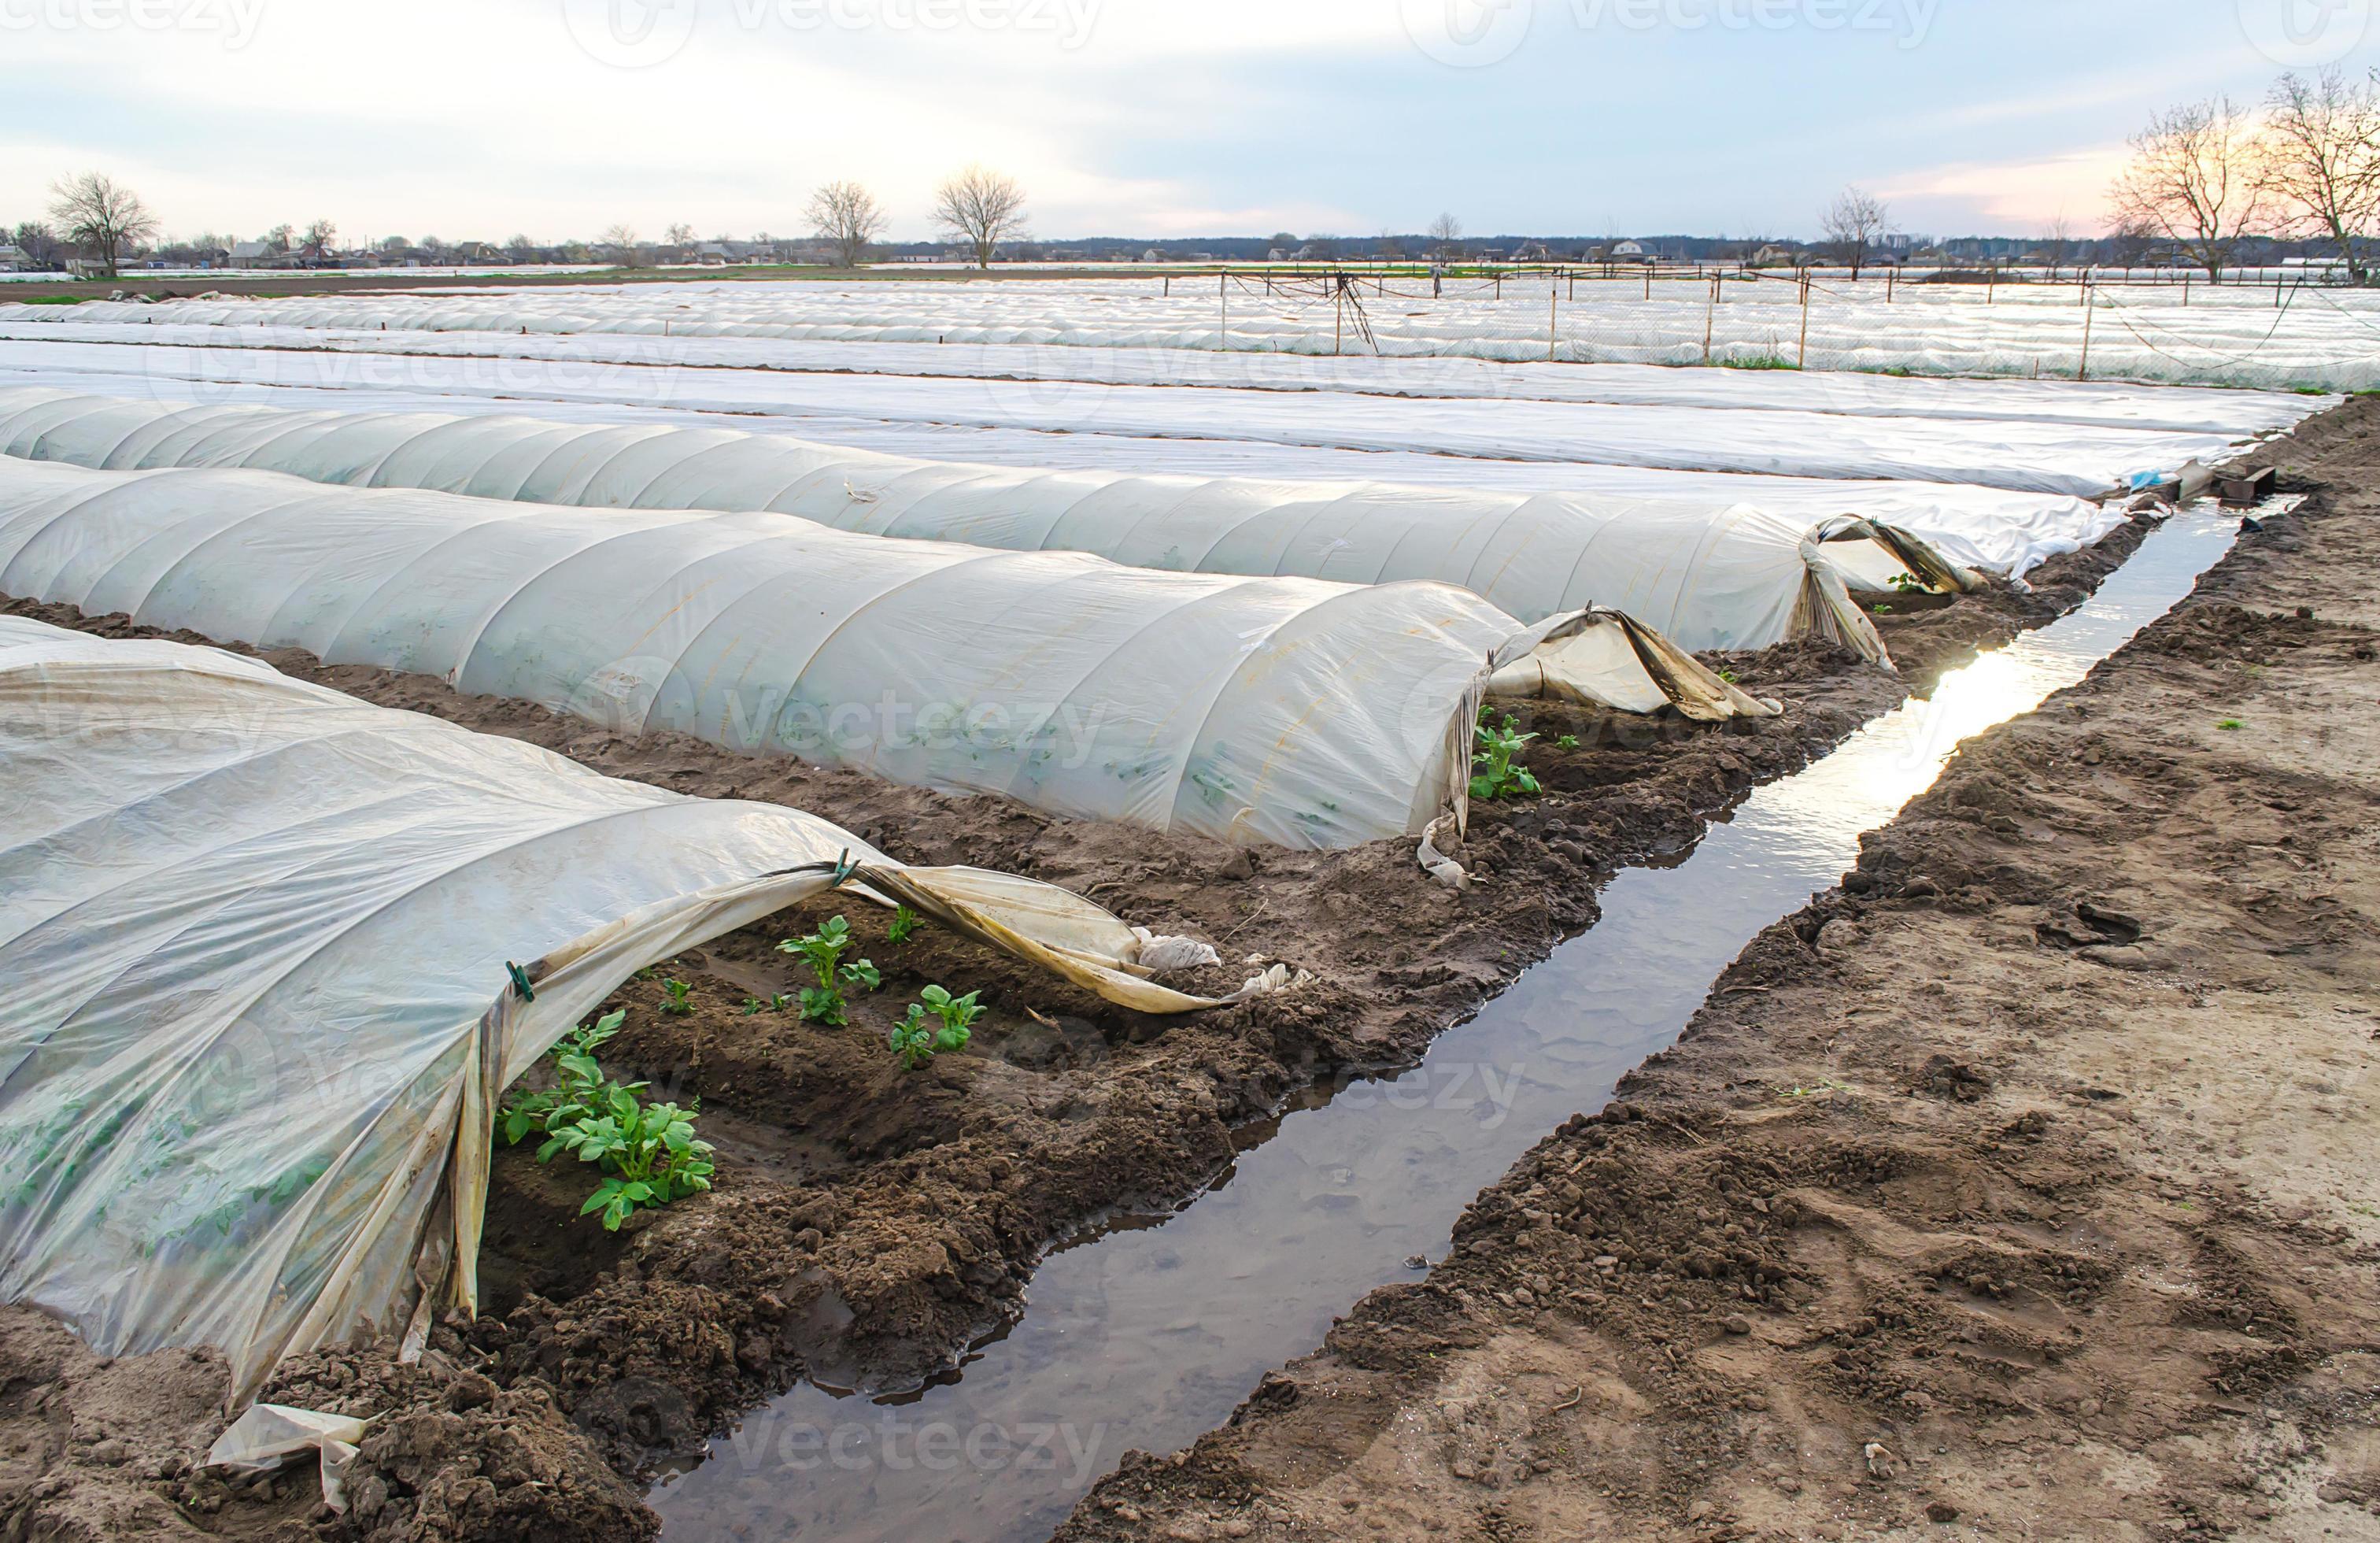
[
  {"x1": 505, "y1": 233, "x2": 539, "y2": 262},
  {"x1": 1426, "y1": 212, "x2": 1462, "y2": 258},
  {"x1": 301, "y1": 219, "x2": 337, "y2": 261},
  {"x1": 664, "y1": 222, "x2": 695, "y2": 251},
  {"x1": 2039, "y1": 213, "x2": 2074, "y2": 279},
  {"x1": 12, "y1": 221, "x2": 62, "y2": 268},
  {"x1": 933, "y1": 165, "x2": 1028, "y2": 268},
  {"x1": 2267, "y1": 68, "x2": 2380, "y2": 285},
  {"x1": 807, "y1": 181, "x2": 889, "y2": 268},
  {"x1": 601, "y1": 224, "x2": 646, "y2": 268},
  {"x1": 2109, "y1": 96, "x2": 2272, "y2": 282},
  {"x1": 1820, "y1": 187, "x2": 1890, "y2": 277},
  {"x1": 48, "y1": 172, "x2": 158, "y2": 278}
]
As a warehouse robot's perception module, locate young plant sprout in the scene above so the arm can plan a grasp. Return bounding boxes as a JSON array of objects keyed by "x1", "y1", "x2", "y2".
[
  {"x1": 887, "y1": 905, "x2": 922, "y2": 945},
  {"x1": 660, "y1": 978, "x2": 694, "y2": 1016},
  {"x1": 497, "y1": 1008, "x2": 714, "y2": 1230},
  {"x1": 741, "y1": 994, "x2": 793, "y2": 1016},
  {"x1": 500, "y1": 1009, "x2": 633, "y2": 1147},
  {"x1": 777, "y1": 916, "x2": 881, "y2": 1027},
  {"x1": 889, "y1": 985, "x2": 984, "y2": 1069},
  {"x1": 1470, "y1": 708, "x2": 1541, "y2": 802},
  {"x1": 545, "y1": 1088, "x2": 715, "y2": 1231},
  {"x1": 1889, "y1": 572, "x2": 1927, "y2": 595}
]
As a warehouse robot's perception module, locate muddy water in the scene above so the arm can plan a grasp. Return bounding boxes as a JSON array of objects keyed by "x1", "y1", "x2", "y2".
[{"x1": 650, "y1": 511, "x2": 2242, "y2": 1543}]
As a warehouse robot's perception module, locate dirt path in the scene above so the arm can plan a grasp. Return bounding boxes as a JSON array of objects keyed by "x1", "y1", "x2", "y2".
[
  {"x1": 1057, "y1": 409, "x2": 2380, "y2": 1542},
  {"x1": 0, "y1": 536, "x2": 2135, "y2": 1542}
]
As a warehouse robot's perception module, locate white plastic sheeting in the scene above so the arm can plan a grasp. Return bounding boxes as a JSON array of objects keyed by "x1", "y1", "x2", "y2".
[
  {"x1": 6, "y1": 275, "x2": 2365, "y2": 388},
  {"x1": 0, "y1": 367, "x2": 2132, "y2": 583},
  {"x1": 0, "y1": 457, "x2": 1770, "y2": 849},
  {"x1": 0, "y1": 388, "x2": 1953, "y2": 660},
  {"x1": 0, "y1": 617, "x2": 1274, "y2": 1404},
  {"x1": 0, "y1": 335, "x2": 2236, "y2": 495},
  {"x1": 0, "y1": 316, "x2": 2331, "y2": 435}
]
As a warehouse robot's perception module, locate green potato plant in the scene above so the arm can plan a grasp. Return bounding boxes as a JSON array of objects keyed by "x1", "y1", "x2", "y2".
[
  {"x1": 889, "y1": 985, "x2": 984, "y2": 1070},
  {"x1": 777, "y1": 916, "x2": 881, "y2": 1026},
  {"x1": 1469, "y1": 708, "x2": 1541, "y2": 802}
]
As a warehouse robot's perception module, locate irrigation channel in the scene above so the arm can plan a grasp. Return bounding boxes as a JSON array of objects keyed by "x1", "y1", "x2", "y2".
[{"x1": 649, "y1": 509, "x2": 2245, "y2": 1543}]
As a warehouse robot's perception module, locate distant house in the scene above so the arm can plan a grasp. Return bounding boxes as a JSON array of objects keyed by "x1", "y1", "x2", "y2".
[
  {"x1": 228, "y1": 239, "x2": 283, "y2": 268},
  {"x1": 1612, "y1": 239, "x2": 1649, "y2": 262},
  {"x1": 1512, "y1": 242, "x2": 1552, "y2": 262},
  {"x1": 0, "y1": 244, "x2": 27, "y2": 272},
  {"x1": 1268, "y1": 248, "x2": 1288, "y2": 261},
  {"x1": 1753, "y1": 245, "x2": 1798, "y2": 268}
]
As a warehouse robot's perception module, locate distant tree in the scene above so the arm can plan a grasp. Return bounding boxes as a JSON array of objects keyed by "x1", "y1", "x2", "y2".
[
  {"x1": 1820, "y1": 187, "x2": 1890, "y2": 277},
  {"x1": 600, "y1": 224, "x2": 645, "y2": 268},
  {"x1": 2109, "y1": 96, "x2": 2272, "y2": 281},
  {"x1": 1427, "y1": 212, "x2": 1462, "y2": 257},
  {"x1": 301, "y1": 219, "x2": 337, "y2": 261},
  {"x1": 933, "y1": 165, "x2": 1028, "y2": 268},
  {"x1": 505, "y1": 233, "x2": 539, "y2": 262},
  {"x1": 807, "y1": 181, "x2": 889, "y2": 268},
  {"x1": 2039, "y1": 213, "x2": 2074, "y2": 279},
  {"x1": 46, "y1": 172, "x2": 158, "y2": 279},
  {"x1": 379, "y1": 235, "x2": 408, "y2": 256},
  {"x1": 664, "y1": 222, "x2": 695, "y2": 251},
  {"x1": 261, "y1": 223, "x2": 294, "y2": 253},
  {"x1": 2266, "y1": 68, "x2": 2380, "y2": 285},
  {"x1": 12, "y1": 220, "x2": 63, "y2": 268},
  {"x1": 1376, "y1": 229, "x2": 1406, "y2": 261}
]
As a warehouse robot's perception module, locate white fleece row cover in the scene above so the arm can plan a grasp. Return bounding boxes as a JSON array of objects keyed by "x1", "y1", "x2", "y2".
[
  {"x1": 11, "y1": 275, "x2": 2365, "y2": 388},
  {"x1": 0, "y1": 363, "x2": 2131, "y2": 584},
  {"x1": 0, "y1": 457, "x2": 1771, "y2": 849},
  {"x1": 0, "y1": 617, "x2": 1279, "y2": 1404},
  {"x1": 0, "y1": 332, "x2": 2234, "y2": 497},
  {"x1": 0, "y1": 387, "x2": 1921, "y2": 661},
  {"x1": 0, "y1": 316, "x2": 2330, "y2": 436}
]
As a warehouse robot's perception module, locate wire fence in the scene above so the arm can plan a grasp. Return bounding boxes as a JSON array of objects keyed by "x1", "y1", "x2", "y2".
[{"x1": 1147, "y1": 267, "x2": 2380, "y2": 391}]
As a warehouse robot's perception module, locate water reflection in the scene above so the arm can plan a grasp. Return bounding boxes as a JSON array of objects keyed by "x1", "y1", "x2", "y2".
[{"x1": 652, "y1": 511, "x2": 2241, "y2": 1543}]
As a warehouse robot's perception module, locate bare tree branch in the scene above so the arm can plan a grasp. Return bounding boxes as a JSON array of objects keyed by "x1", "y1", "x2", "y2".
[
  {"x1": 1427, "y1": 212, "x2": 1462, "y2": 258},
  {"x1": 48, "y1": 172, "x2": 158, "y2": 279},
  {"x1": 2266, "y1": 68, "x2": 2380, "y2": 284},
  {"x1": 1820, "y1": 187, "x2": 1889, "y2": 277},
  {"x1": 2108, "y1": 95, "x2": 2273, "y2": 281},
  {"x1": 808, "y1": 181, "x2": 889, "y2": 269},
  {"x1": 933, "y1": 166, "x2": 1027, "y2": 269}
]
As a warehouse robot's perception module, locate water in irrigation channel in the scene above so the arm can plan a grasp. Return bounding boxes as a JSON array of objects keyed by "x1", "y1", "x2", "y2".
[{"x1": 651, "y1": 509, "x2": 2242, "y2": 1543}]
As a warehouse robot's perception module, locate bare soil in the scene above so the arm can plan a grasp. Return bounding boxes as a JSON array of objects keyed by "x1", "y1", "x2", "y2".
[
  {"x1": 1055, "y1": 409, "x2": 2380, "y2": 1542},
  {"x1": 0, "y1": 531, "x2": 2140, "y2": 1542}
]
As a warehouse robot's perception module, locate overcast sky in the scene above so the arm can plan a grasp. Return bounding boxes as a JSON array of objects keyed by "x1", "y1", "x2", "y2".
[{"x1": 3, "y1": 0, "x2": 2374, "y2": 245}]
